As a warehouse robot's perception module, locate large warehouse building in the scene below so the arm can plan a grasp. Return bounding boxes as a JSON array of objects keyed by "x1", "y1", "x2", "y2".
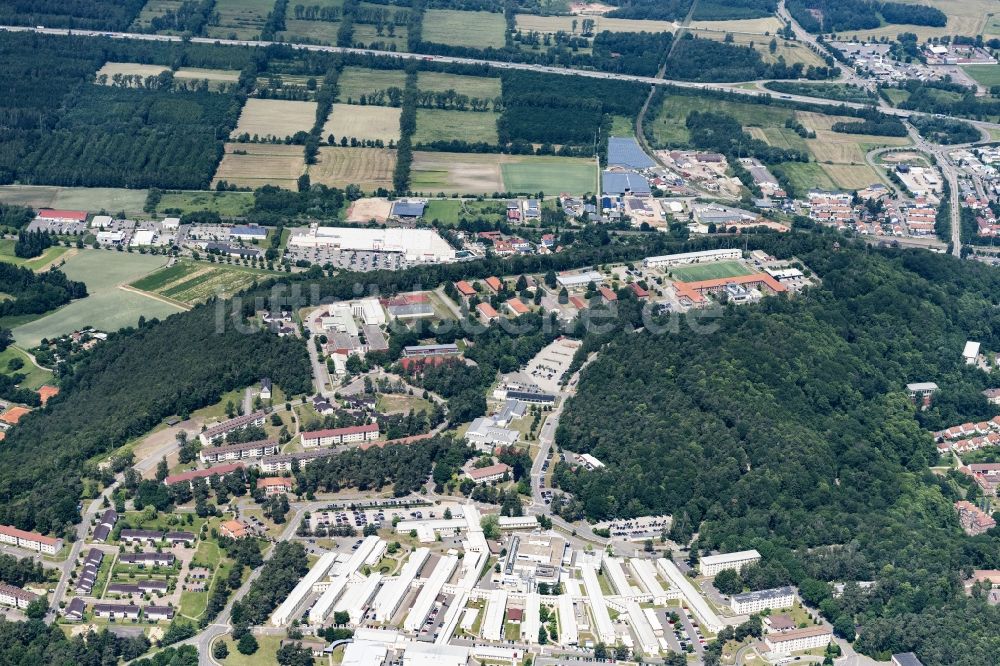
[{"x1": 288, "y1": 226, "x2": 456, "y2": 263}]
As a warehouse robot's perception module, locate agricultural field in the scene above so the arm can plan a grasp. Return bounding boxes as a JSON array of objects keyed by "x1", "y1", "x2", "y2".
[
  {"x1": 95, "y1": 62, "x2": 169, "y2": 83},
  {"x1": 410, "y1": 152, "x2": 595, "y2": 195},
  {"x1": 609, "y1": 115, "x2": 636, "y2": 137},
  {"x1": 423, "y1": 199, "x2": 506, "y2": 226},
  {"x1": 414, "y1": 110, "x2": 499, "y2": 145},
  {"x1": 774, "y1": 161, "x2": 837, "y2": 192},
  {"x1": 279, "y1": 18, "x2": 343, "y2": 44},
  {"x1": 158, "y1": 190, "x2": 254, "y2": 216},
  {"x1": 336, "y1": 67, "x2": 407, "y2": 103},
  {"x1": 688, "y1": 17, "x2": 783, "y2": 33},
  {"x1": 212, "y1": 143, "x2": 307, "y2": 190},
  {"x1": 206, "y1": 0, "x2": 275, "y2": 39},
  {"x1": 689, "y1": 29, "x2": 825, "y2": 67},
  {"x1": 0, "y1": 239, "x2": 71, "y2": 272},
  {"x1": 307, "y1": 147, "x2": 396, "y2": 190},
  {"x1": 963, "y1": 65, "x2": 1000, "y2": 88},
  {"x1": 322, "y1": 104, "x2": 401, "y2": 143},
  {"x1": 423, "y1": 10, "x2": 507, "y2": 49},
  {"x1": 131, "y1": 260, "x2": 269, "y2": 305},
  {"x1": 0, "y1": 185, "x2": 149, "y2": 213},
  {"x1": 232, "y1": 99, "x2": 318, "y2": 140},
  {"x1": 882, "y1": 88, "x2": 911, "y2": 106},
  {"x1": 665, "y1": 261, "x2": 755, "y2": 282},
  {"x1": 354, "y1": 23, "x2": 408, "y2": 50},
  {"x1": 131, "y1": 0, "x2": 185, "y2": 31},
  {"x1": 746, "y1": 126, "x2": 809, "y2": 153},
  {"x1": 514, "y1": 14, "x2": 677, "y2": 34},
  {"x1": 12, "y1": 251, "x2": 183, "y2": 348},
  {"x1": 417, "y1": 72, "x2": 502, "y2": 100},
  {"x1": 174, "y1": 67, "x2": 240, "y2": 86},
  {"x1": 829, "y1": 0, "x2": 992, "y2": 40},
  {"x1": 797, "y1": 111, "x2": 910, "y2": 164},
  {"x1": 648, "y1": 94, "x2": 796, "y2": 147}
]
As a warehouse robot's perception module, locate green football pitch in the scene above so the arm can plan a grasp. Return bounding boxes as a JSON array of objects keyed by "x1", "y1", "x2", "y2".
[{"x1": 668, "y1": 261, "x2": 755, "y2": 282}]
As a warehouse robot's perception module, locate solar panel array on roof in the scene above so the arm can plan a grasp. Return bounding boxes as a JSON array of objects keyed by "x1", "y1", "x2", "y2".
[
  {"x1": 602, "y1": 171, "x2": 651, "y2": 195},
  {"x1": 607, "y1": 137, "x2": 655, "y2": 169},
  {"x1": 392, "y1": 201, "x2": 426, "y2": 218}
]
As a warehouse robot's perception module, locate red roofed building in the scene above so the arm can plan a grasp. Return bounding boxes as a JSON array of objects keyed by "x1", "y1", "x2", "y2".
[
  {"x1": 37, "y1": 209, "x2": 87, "y2": 222},
  {"x1": 629, "y1": 283, "x2": 650, "y2": 299},
  {"x1": 673, "y1": 273, "x2": 787, "y2": 305},
  {"x1": 478, "y1": 302, "x2": 500, "y2": 323},
  {"x1": 37, "y1": 385, "x2": 59, "y2": 405},
  {"x1": 0, "y1": 524, "x2": 63, "y2": 554},
  {"x1": 466, "y1": 463, "x2": 512, "y2": 484},
  {"x1": 220, "y1": 520, "x2": 250, "y2": 539},
  {"x1": 955, "y1": 500, "x2": 996, "y2": 535},
  {"x1": 257, "y1": 477, "x2": 294, "y2": 496},
  {"x1": 598, "y1": 286, "x2": 617, "y2": 302},
  {"x1": 164, "y1": 463, "x2": 243, "y2": 486},
  {"x1": 301, "y1": 423, "x2": 379, "y2": 448},
  {"x1": 454, "y1": 281, "x2": 476, "y2": 298},
  {"x1": 485, "y1": 277, "x2": 503, "y2": 293},
  {"x1": 506, "y1": 298, "x2": 530, "y2": 315},
  {"x1": 569, "y1": 296, "x2": 587, "y2": 310}
]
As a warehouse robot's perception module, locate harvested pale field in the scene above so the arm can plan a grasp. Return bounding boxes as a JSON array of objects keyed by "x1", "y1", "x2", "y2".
[
  {"x1": 212, "y1": 143, "x2": 307, "y2": 189},
  {"x1": 411, "y1": 152, "x2": 504, "y2": 195},
  {"x1": 322, "y1": 104, "x2": 401, "y2": 143},
  {"x1": 174, "y1": 67, "x2": 240, "y2": 82},
  {"x1": 830, "y1": 0, "x2": 991, "y2": 40},
  {"x1": 346, "y1": 197, "x2": 393, "y2": 222},
  {"x1": 688, "y1": 17, "x2": 783, "y2": 34},
  {"x1": 417, "y1": 72, "x2": 502, "y2": 99},
  {"x1": 337, "y1": 67, "x2": 407, "y2": 103},
  {"x1": 307, "y1": 147, "x2": 396, "y2": 191},
  {"x1": 515, "y1": 14, "x2": 676, "y2": 34},
  {"x1": 423, "y1": 9, "x2": 507, "y2": 48},
  {"x1": 232, "y1": 98, "x2": 318, "y2": 140},
  {"x1": 95, "y1": 62, "x2": 169, "y2": 83},
  {"x1": 796, "y1": 112, "x2": 910, "y2": 164},
  {"x1": 819, "y1": 164, "x2": 885, "y2": 190}
]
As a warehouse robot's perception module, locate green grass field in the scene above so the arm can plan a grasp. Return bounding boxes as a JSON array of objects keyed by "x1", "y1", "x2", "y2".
[
  {"x1": 417, "y1": 72, "x2": 501, "y2": 99},
  {"x1": 279, "y1": 18, "x2": 343, "y2": 44},
  {"x1": 0, "y1": 185, "x2": 149, "y2": 213},
  {"x1": 609, "y1": 115, "x2": 636, "y2": 137},
  {"x1": 414, "y1": 110, "x2": 499, "y2": 145},
  {"x1": 501, "y1": 157, "x2": 596, "y2": 195},
  {"x1": 130, "y1": 261, "x2": 201, "y2": 292},
  {"x1": 773, "y1": 161, "x2": 837, "y2": 193},
  {"x1": 206, "y1": 0, "x2": 274, "y2": 39},
  {"x1": 0, "y1": 345, "x2": 52, "y2": 390},
  {"x1": 668, "y1": 261, "x2": 754, "y2": 282},
  {"x1": 12, "y1": 251, "x2": 182, "y2": 348},
  {"x1": 963, "y1": 65, "x2": 1000, "y2": 88},
  {"x1": 158, "y1": 190, "x2": 254, "y2": 216},
  {"x1": 424, "y1": 199, "x2": 506, "y2": 225},
  {"x1": 649, "y1": 94, "x2": 796, "y2": 147},
  {"x1": 336, "y1": 67, "x2": 407, "y2": 103},
  {"x1": 422, "y1": 9, "x2": 507, "y2": 48},
  {"x1": 0, "y1": 239, "x2": 71, "y2": 270}
]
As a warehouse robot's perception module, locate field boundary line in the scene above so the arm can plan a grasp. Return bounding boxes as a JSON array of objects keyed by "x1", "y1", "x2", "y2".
[{"x1": 119, "y1": 284, "x2": 192, "y2": 311}]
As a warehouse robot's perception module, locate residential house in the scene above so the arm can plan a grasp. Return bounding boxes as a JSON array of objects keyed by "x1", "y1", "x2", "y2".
[
  {"x1": 258, "y1": 477, "x2": 294, "y2": 495},
  {"x1": 466, "y1": 463, "x2": 512, "y2": 484},
  {"x1": 92, "y1": 603, "x2": 141, "y2": 621},
  {"x1": 0, "y1": 583, "x2": 38, "y2": 610},
  {"x1": 220, "y1": 520, "x2": 250, "y2": 539}
]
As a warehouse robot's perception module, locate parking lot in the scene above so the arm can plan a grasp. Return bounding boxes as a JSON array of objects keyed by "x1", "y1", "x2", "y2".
[
  {"x1": 284, "y1": 246, "x2": 412, "y2": 272},
  {"x1": 523, "y1": 338, "x2": 580, "y2": 394}
]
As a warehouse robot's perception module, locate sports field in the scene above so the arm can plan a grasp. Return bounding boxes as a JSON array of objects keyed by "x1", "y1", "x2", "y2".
[
  {"x1": 410, "y1": 152, "x2": 595, "y2": 195},
  {"x1": 0, "y1": 185, "x2": 149, "y2": 213},
  {"x1": 206, "y1": 0, "x2": 274, "y2": 39},
  {"x1": 232, "y1": 99, "x2": 318, "y2": 140},
  {"x1": 414, "y1": 110, "x2": 499, "y2": 145},
  {"x1": 212, "y1": 143, "x2": 307, "y2": 190},
  {"x1": 423, "y1": 9, "x2": 507, "y2": 48},
  {"x1": 307, "y1": 147, "x2": 396, "y2": 190},
  {"x1": 131, "y1": 260, "x2": 268, "y2": 305},
  {"x1": 323, "y1": 104, "x2": 401, "y2": 143},
  {"x1": 337, "y1": 67, "x2": 407, "y2": 103},
  {"x1": 963, "y1": 65, "x2": 1000, "y2": 88},
  {"x1": 668, "y1": 261, "x2": 754, "y2": 282},
  {"x1": 12, "y1": 251, "x2": 183, "y2": 348},
  {"x1": 417, "y1": 72, "x2": 502, "y2": 99}
]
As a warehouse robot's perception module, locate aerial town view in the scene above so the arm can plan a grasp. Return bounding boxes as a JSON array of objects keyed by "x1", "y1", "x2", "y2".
[{"x1": 1, "y1": 0, "x2": 1000, "y2": 665}]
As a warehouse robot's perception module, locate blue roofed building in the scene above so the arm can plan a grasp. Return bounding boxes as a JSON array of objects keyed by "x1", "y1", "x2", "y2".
[
  {"x1": 602, "y1": 171, "x2": 651, "y2": 196},
  {"x1": 607, "y1": 137, "x2": 656, "y2": 169},
  {"x1": 391, "y1": 200, "x2": 426, "y2": 219}
]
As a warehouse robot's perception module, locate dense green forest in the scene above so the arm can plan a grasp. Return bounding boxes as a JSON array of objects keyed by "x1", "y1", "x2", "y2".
[
  {"x1": 0, "y1": 304, "x2": 312, "y2": 537},
  {"x1": 554, "y1": 234, "x2": 1000, "y2": 663},
  {"x1": 0, "y1": 620, "x2": 166, "y2": 665},
  {"x1": 911, "y1": 116, "x2": 982, "y2": 145},
  {"x1": 893, "y1": 80, "x2": 1000, "y2": 123},
  {"x1": 0, "y1": 263, "x2": 88, "y2": 319},
  {"x1": 787, "y1": 0, "x2": 946, "y2": 34},
  {"x1": 0, "y1": 0, "x2": 146, "y2": 31}
]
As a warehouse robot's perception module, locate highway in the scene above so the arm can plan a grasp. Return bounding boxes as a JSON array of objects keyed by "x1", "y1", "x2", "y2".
[{"x1": 5, "y1": 24, "x2": 1000, "y2": 136}]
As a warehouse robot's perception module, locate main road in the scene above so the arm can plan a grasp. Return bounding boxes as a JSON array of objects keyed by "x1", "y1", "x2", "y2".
[{"x1": 5, "y1": 24, "x2": 1000, "y2": 135}]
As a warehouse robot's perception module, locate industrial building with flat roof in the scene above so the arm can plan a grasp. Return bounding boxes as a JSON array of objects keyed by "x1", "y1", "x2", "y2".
[
  {"x1": 643, "y1": 248, "x2": 743, "y2": 268},
  {"x1": 288, "y1": 226, "x2": 456, "y2": 263}
]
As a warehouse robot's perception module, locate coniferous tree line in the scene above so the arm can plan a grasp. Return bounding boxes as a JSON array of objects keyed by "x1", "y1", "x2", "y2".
[
  {"x1": 145, "y1": 0, "x2": 217, "y2": 35},
  {"x1": 393, "y1": 68, "x2": 419, "y2": 192},
  {"x1": 664, "y1": 36, "x2": 839, "y2": 83},
  {"x1": 0, "y1": 0, "x2": 147, "y2": 31},
  {"x1": 787, "y1": 0, "x2": 946, "y2": 34},
  {"x1": 0, "y1": 263, "x2": 88, "y2": 318}
]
